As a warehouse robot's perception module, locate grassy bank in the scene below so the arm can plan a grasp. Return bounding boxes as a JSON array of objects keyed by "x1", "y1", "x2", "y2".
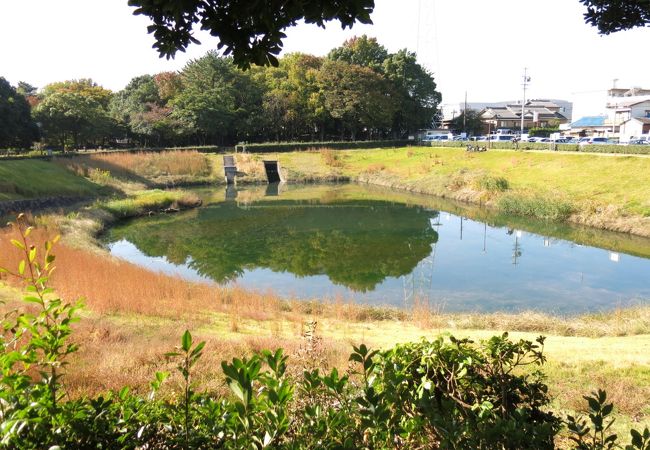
[
  {"x1": 58, "y1": 149, "x2": 214, "y2": 188},
  {"x1": 99, "y1": 189, "x2": 201, "y2": 217},
  {"x1": 0, "y1": 150, "x2": 213, "y2": 204},
  {"x1": 2, "y1": 147, "x2": 650, "y2": 237},
  {"x1": 0, "y1": 159, "x2": 105, "y2": 201},
  {"x1": 214, "y1": 147, "x2": 650, "y2": 237}
]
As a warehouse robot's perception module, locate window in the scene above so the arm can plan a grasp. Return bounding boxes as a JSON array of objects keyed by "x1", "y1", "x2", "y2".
[{"x1": 645, "y1": 110, "x2": 650, "y2": 118}]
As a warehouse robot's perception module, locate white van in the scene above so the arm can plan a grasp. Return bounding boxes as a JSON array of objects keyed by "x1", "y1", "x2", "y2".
[
  {"x1": 629, "y1": 136, "x2": 650, "y2": 145},
  {"x1": 488, "y1": 134, "x2": 515, "y2": 142}
]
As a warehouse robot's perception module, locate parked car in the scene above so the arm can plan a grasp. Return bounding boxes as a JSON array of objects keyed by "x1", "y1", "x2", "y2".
[
  {"x1": 489, "y1": 134, "x2": 515, "y2": 142},
  {"x1": 629, "y1": 136, "x2": 650, "y2": 145},
  {"x1": 587, "y1": 137, "x2": 610, "y2": 145}
]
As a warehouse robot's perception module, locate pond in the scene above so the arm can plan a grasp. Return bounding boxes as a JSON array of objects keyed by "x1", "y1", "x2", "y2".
[{"x1": 105, "y1": 184, "x2": 650, "y2": 315}]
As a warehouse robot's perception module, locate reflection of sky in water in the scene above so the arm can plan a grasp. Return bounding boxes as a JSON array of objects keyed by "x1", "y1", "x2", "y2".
[
  {"x1": 108, "y1": 240, "x2": 213, "y2": 284},
  {"x1": 109, "y1": 211, "x2": 650, "y2": 315}
]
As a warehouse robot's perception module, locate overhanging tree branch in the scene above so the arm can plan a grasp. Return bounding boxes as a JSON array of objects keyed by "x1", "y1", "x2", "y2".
[{"x1": 128, "y1": 0, "x2": 375, "y2": 69}]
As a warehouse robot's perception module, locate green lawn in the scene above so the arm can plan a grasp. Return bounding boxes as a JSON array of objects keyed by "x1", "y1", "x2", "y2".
[
  {"x1": 235, "y1": 147, "x2": 650, "y2": 217},
  {"x1": 228, "y1": 147, "x2": 650, "y2": 237},
  {"x1": 340, "y1": 147, "x2": 650, "y2": 214},
  {"x1": 0, "y1": 159, "x2": 104, "y2": 201}
]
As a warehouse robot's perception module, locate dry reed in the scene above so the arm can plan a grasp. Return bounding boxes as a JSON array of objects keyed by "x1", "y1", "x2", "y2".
[
  {"x1": 235, "y1": 153, "x2": 266, "y2": 178},
  {"x1": 320, "y1": 148, "x2": 343, "y2": 168},
  {"x1": 57, "y1": 150, "x2": 211, "y2": 183}
]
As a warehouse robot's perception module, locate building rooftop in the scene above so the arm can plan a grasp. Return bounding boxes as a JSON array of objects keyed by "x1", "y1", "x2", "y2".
[
  {"x1": 571, "y1": 116, "x2": 608, "y2": 127},
  {"x1": 606, "y1": 97, "x2": 650, "y2": 109}
]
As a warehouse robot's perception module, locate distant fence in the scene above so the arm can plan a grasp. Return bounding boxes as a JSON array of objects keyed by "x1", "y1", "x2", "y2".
[
  {"x1": 236, "y1": 140, "x2": 412, "y2": 153},
  {"x1": 4, "y1": 139, "x2": 647, "y2": 160},
  {"x1": 0, "y1": 145, "x2": 232, "y2": 161},
  {"x1": 423, "y1": 140, "x2": 650, "y2": 155},
  {"x1": 0, "y1": 141, "x2": 415, "y2": 161}
]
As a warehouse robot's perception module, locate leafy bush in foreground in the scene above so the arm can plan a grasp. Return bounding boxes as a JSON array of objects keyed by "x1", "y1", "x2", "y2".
[{"x1": 1, "y1": 216, "x2": 649, "y2": 449}]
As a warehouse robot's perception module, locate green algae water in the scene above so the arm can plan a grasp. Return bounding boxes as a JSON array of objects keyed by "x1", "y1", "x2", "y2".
[{"x1": 105, "y1": 184, "x2": 650, "y2": 314}]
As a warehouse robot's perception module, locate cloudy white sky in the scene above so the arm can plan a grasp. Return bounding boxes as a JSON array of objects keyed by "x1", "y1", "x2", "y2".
[{"x1": 1, "y1": 0, "x2": 648, "y2": 119}]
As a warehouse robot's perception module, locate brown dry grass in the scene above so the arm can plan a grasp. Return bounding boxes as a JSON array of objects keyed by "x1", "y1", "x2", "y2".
[
  {"x1": 63, "y1": 315, "x2": 352, "y2": 398},
  {"x1": 57, "y1": 150, "x2": 211, "y2": 186},
  {"x1": 320, "y1": 148, "x2": 344, "y2": 168},
  {"x1": 0, "y1": 224, "x2": 398, "y2": 327},
  {"x1": 3, "y1": 222, "x2": 648, "y2": 339},
  {"x1": 0, "y1": 224, "x2": 269, "y2": 321},
  {"x1": 235, "y1": 153, "x2": 266, "y2": 179}
]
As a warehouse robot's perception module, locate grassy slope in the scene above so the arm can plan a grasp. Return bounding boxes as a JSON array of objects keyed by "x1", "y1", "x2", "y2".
[
  {"x1": 3, "y1": 148, "x2": 650, "y2": 221},
  {"x1": 343, "y1": 148, "x2": 650, "y2": 216},
  {"x1": 229, "y1": 147, "x2": 650, "y2": 215},
  {"x1": 228, "y1": 147, "x2": 650, "y2": 236},
  {"x1": 0, "y1": 159, "x2": 104, "y2": 201}
]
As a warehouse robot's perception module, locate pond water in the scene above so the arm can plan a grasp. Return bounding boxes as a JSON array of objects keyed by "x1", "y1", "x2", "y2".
[{"x1": 105, "y1": 184, "x2": 650, "y2": 315}]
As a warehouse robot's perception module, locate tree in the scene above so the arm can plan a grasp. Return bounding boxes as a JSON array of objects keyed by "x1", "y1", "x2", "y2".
[
  {"x1": 382, "y1": 49, "x2": 441, "y2": 136},
  {"x1": 128, "y1": 0, "x2": 374, "y2": 68},
  {"x1": 0, "y1": 77, "x2": 39, "y2": 149},
  {"x1": 580, "y1": 0, "x2": 650, "y2": 34},
  {"x1": 328, "y1": 35, "x2": 388, "y2": 71},
  {"x1": 154, "y1": 71, "x2": 183, "y2": 103},
  {"x1": 109, "y1": 75, "x2": 171, "y2": 145},
  {"x1": 172, "y1": 51, "x2": 263, "y2": 144},
  {"x1": 34, "y1": 80, "x2": 114, "y2": 149},
  {"x1": 447, "y1": 109, "x2": 483, "y2": 136},
  {"x1": 16, "y1": 81, "x2": 37, "y2": 97},
  {"x1": 256, "y1": 53, "x2": 324, "y2": 141},
  {"x1": 41, "y1": 79, "x2": 112, "y2": 109},
  {"x1": 317, "y1": 60, "x2": 395, "y2": 140}
]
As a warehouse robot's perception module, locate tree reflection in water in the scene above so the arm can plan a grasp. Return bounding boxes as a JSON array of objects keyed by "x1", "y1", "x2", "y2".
[{"x1": 108, "y1": 199, "x2": 439, "y2": 292}]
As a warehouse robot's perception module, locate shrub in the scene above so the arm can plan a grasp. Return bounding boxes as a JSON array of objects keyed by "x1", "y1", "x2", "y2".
[
  {"x1": 319, "y1": 148, "x2": 343, "y2": 167},
  {"x1": 429, "y1": 140, "x2": 650, "y2": 155},
  {"x1": 476, "y1": 175, "x2": 510, "y2": 192},
  {"x1": 239, "y1": 140, "x2": 411, "y2": 153},
  {"x1": 498, "y1": 194, "x2": 575, "y2": 221}
]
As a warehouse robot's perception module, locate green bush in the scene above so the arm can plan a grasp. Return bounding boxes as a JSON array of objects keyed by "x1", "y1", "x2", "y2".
[
  {"x1": 476, "y1": 175, "x2": 510, "y2": 192},
  {"x1": 573, "y1": 144, "x2": 650, "y2": 155},
  {"x1": 498, "y1": 194, "x2": 575, "y2": 221},
  {"x1": 529, "y1": 127, "x2": 560, "y2": 138},
  {"x1": 430, "y1": 140, "x2": 650, "y2": 155},
  {"x1": 239, "y1": 140, "x2": 412, "y2": 153}
]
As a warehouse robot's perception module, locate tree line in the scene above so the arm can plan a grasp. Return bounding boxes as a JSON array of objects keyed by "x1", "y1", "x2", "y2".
[{"x1": 0, "y1": 36, "x2": 441, "y2": 150}]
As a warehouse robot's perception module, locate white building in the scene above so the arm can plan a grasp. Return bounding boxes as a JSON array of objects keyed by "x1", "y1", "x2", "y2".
[
  {"x1": 619, "y1": 117, "x2": 650, "y2": 141},
  {"x1": 605, "y1": 89, "x2": 650, "y2": 141}
]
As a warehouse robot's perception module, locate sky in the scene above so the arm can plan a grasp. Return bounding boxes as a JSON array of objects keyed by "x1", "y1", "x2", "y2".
[{"x1": 1, "y1": 0, "x2": 649, "y2": 120}]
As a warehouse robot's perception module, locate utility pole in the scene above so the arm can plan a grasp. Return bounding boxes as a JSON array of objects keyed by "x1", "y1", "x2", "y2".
[
  {"x1": 463, "y1": 91, "x2": 467, "y2": 135},
  {"x1": 520, "y1": 68, "x2": 531, "y2": 135}
]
